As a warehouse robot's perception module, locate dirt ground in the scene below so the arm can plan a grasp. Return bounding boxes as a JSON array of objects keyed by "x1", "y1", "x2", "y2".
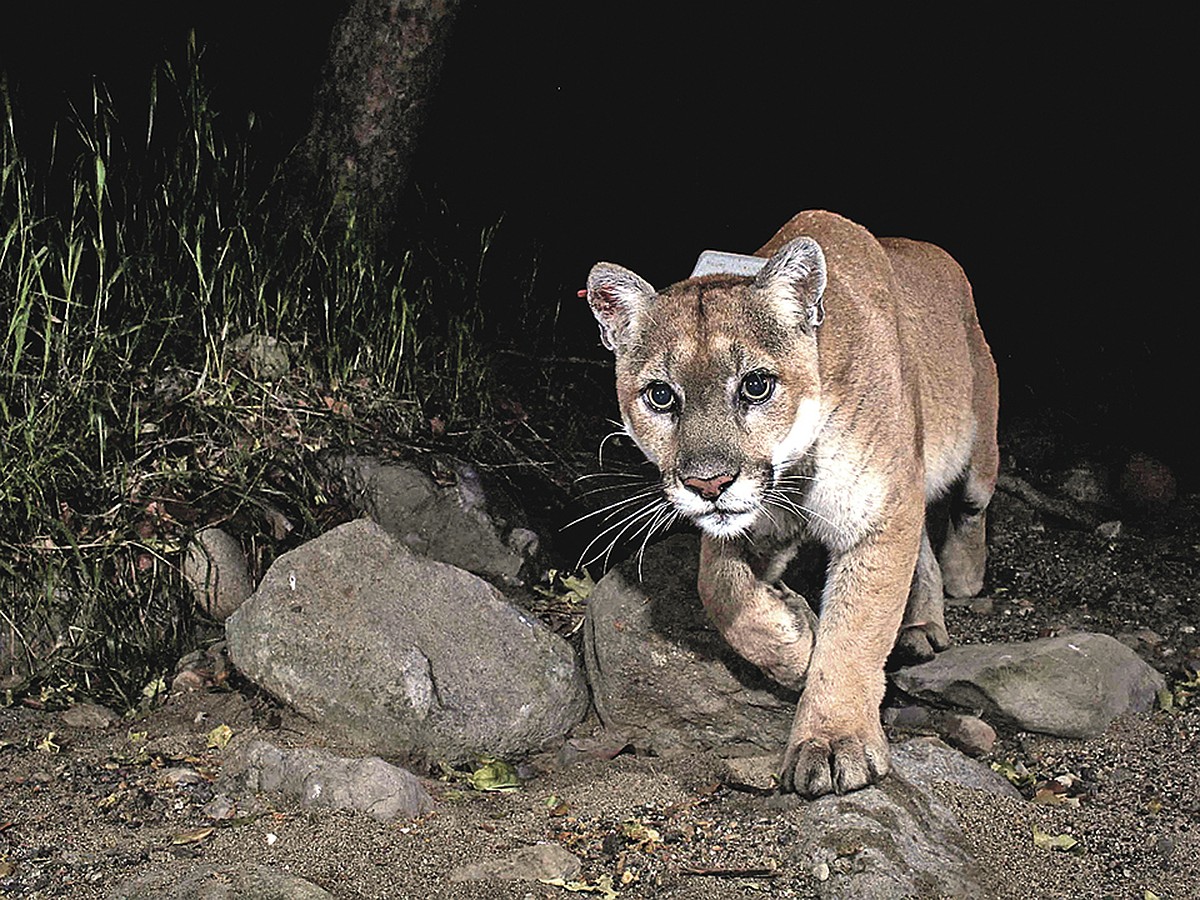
[{"x1": 2, "y1": 426, "x2": 1198, "y2": 899}]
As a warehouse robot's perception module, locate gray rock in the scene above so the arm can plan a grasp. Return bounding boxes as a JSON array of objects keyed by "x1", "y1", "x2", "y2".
[
  {"x1": 892, "y1": 632, "x2": 1165, "y2": 738},
  {"x1": 583, "y1": 533, "x2": 796, "y2": 756},
  {"x1": 780, "y1": 751, "x2": 991, "y2": 899},
  {"x1": 449, "y1": 843, "x2": 583, "y2": 882},
  {"x1": 1119, "y1": 452, "x2": 1177, "y2": 514},
  {"x1": 719, "y1": 754, "x2": 780, "y2": 792},
  {"x1": 340, "y1": 455, "x2": 536, "y2": 585},
  {"x1": 231, "y1": 333, "x2": 290, "y2": 381},
  {"x1": 183, "y1": 527, "x2": 253, "y2": 621},
  {"x1": 883, "y1": 705, "x2": 997, "y2": 756},
  {"x1": 61, "y1": 701, "x2": 118, "y2": 729},
  {"x1": 223, "y1": 738, "x2": 432, "y2": 821},
  {"x1": 226, "y1": 519, "x2": 587, "y2": 765},
  {"x1": 1059, "y1": 461, "x2": 1111, "y2": 505},
  {"x1": 889, "y1": 736, "x2": 1020, "y2": 799},
  {"x1": 721, "y1": 736, "x2": 1018, "y2": 801},
  {"x1": 113, "y1": 864, "x2": 332, "y2": 899}
]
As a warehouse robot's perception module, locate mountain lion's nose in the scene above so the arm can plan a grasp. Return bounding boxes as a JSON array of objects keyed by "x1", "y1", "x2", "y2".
[{"x1": 682, "y1": 473, "x2": 735, "y2": 501}]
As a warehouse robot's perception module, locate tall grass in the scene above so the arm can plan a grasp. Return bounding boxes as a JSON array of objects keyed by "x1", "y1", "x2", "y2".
[{"x1": 0, "y1": 40, "x2": 494, "y2": 707}]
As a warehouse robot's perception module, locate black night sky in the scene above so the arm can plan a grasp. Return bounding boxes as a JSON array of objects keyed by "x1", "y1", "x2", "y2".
[{"x1": 1, "y1": 5, "x2": 1191, "y2": 478}]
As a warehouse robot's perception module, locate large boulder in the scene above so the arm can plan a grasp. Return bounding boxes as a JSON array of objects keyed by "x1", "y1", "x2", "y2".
[
  {"x1": 583, "y1": 533, "x2": 796, "y2": 755},
  {"x1": 226, "y1": 519, "x2": 587, "y2": 766},
  {"x1": 789, "y1": 740, "x2": 994, "y2": 899},
  {"x1": 892, "y1": 632, "x2": 1165, "y2": 738},
  {"x1": 720, "y1": 738, "x2": 1007, "y2": 897}
]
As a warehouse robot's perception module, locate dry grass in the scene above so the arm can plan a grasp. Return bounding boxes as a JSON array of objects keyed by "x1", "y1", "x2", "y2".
[{"x1": 0, "y1": 39, "x2": 501, "y2": 707}]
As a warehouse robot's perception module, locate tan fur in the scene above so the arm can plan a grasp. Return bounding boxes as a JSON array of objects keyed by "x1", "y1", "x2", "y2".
[{"x1": 587, "y1": 210, "x2": 998, "y2": 796}]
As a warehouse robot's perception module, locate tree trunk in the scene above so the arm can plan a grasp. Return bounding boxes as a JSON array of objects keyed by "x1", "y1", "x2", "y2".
[{"x1": 302, "y1": 0, "x2": 462, "y2": 238}]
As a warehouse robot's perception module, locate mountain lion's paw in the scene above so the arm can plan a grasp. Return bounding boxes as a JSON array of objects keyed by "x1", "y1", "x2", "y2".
[{"x1": 778, "y1": 720, "x2": 889, "y2": 797}]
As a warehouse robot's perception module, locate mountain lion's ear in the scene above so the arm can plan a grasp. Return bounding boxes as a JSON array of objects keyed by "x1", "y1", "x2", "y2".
[
  {"x1": 586, "y1": 262, "x2": 656, "y2": 352},
  {"x1": 754, "y1": 237, "x2": 827, "y2": 331}
]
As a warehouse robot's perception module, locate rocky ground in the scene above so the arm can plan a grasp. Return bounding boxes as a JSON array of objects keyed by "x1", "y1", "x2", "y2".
[{"x1": 2, "y1": 422, "x2": 1198, "y2": 899}]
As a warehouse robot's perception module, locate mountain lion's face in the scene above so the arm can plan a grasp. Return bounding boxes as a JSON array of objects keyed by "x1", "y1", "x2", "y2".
[{"x1": 587, "y1": 239, "x2": 827, "y2": 538}]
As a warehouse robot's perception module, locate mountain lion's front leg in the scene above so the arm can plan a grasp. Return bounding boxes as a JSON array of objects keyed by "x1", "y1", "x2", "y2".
[
  {"x1": 697, "y1": 535, "x2": 817, "y2": 692},
  {"x1": 779, "y1": 504, "x2": 920, "y2": 796}
]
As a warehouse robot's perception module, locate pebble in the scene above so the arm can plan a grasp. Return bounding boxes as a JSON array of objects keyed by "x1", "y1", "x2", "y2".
[
  {"x1": 157, "y1": 767, "x2": 203, "y2": 787},
  {"x1": 201, "y1": 794, "x2": 238, "y2": 820},
  {"x1": 61, "y1": 703, "x2": 118, "y2": 730},
  {"x1": 813, "y1": 861, "x2": 831, "y2": 882},
  {"x1": 969, "y1": 597, "x2": 995, "y2": 615}
]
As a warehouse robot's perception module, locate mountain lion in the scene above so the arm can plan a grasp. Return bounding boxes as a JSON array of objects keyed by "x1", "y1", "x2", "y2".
[{"x1": 586, "y1": 210, "x2": 998, "y2": 796}]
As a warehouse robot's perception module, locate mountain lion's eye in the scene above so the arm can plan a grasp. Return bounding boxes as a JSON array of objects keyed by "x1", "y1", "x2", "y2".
[
  {"x1": 740, "y1": 371, "x2": 775, "y2": 404},
  {"x1": 644, "y1": 381, "x2": 677, "y2": 412}
]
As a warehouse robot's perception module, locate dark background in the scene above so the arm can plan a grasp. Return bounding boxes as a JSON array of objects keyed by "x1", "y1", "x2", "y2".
[{"x1": 1, "y1": 5, "x2": 1190, "y2": 476}]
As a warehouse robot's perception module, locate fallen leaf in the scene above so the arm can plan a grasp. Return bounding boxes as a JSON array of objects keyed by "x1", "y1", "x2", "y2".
[
  {"x1": 539, "y1": 874, "x2": 619, "y2": 899},
  {"x1": 620, "y1": 819, "x2": 662, "y2": 850},
  {"x1": 1032, "y1": 823, "x2": 1081, "y2": 853},
  {"x1": 206, "y1": 724, "x2": 234, "y2": 750},
  {"x1": 96, "y1": 791, "x2": 123, "y2": 810},
  {"x1": 1033, "y1": 787, "x2": 1080, "y2": 808},
  {"x1": 141, "y1": 676, "x2": 167, "y2": 700},
  {"x1": 467, "y1": 758, "x2": 520, "y2": 792},
  {"x1": 559, "y1": 571, "x2": 595, "y2": 601},
  {"x1": 172, "y1": 826, "x2": 215, "y2": 845},
  {"x1": 35, "y1": 732, "x2": 60, "y2": 753},
  {"x1": 991, "y1": 758, "x2": 1035, "y2": 788}
]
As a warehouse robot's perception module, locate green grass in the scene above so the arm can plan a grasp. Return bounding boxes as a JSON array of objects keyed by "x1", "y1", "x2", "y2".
[{"x1": 0, "y1": 41, "x2": 499, "y2": 708}]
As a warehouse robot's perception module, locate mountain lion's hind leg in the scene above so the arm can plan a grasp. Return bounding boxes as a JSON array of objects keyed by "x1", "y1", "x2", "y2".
[
  {"x1": 939, "y1": 328, "x2": 1000, "y2": 598},
  {"x1": 938, "y1": 424, "x2": 998, "y2": 598},
  {"x1": 893, "y1": 524, "x2": 950, "y2": 663}
]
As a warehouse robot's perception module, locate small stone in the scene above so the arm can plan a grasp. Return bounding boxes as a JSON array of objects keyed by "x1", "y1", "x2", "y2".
[
  {"x1": 61, "y1": 702, "x2": 118, "y2": 730},
  {"x1": 449, "y1": 844, "x2": 583, "y2": 883},
  {"x1": 183, "y1": 527, "x2": 253, "y2": 621},
  {"x1": 1119, "y1": 452, "x2": 1176, "y2": 514},
  {"x1": 1061, "y1": 463, "x2": 1110, "y2": 504},
  {"x1": 157, "y1": 767, "x2": 204, "y2": 787},
  {"x1": 1096, "y1": 520, "x2": 1122, "y2": 540},
  {"x1": 968, "y1": 597, "x2": 995, "y2": 615},
  {"x1": 938, "y1": 712, "x2": 996, "y2": 756},
  {"x1": 231, "y1": 333, "x2": 290, "y2": 380},
  {"x1": 813, "y1": 861, "x2": 831, "y2": 882},
  {"x1": 201, "y1": 793, "x2": 238, "y2": 821},
  {"x1": 224, "y1": 739, "x2": 433, "y2": 821},
  {"x1": 720, "y1": 755, "x2": 778, "y2": 792},
  {"x1": 882, "y1": 705, "x2": 935, "y2": 730}
]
